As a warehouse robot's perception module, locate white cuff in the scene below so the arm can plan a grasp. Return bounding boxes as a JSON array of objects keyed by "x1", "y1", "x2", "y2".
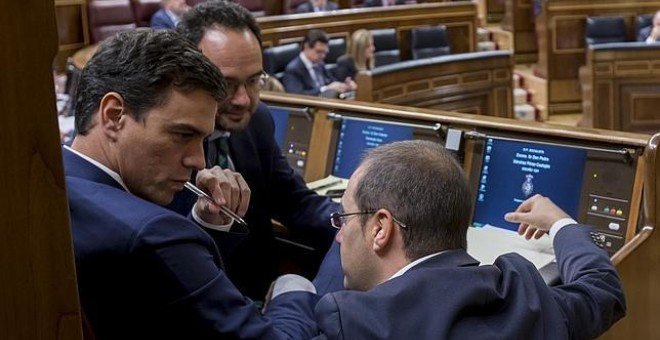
[
  {"x1": 548, "y1": 218, "x2": 577, "y2": 241},
  {"x1": 192, "y1": 202, "x2": 233, "y2": 232},
  {"x1": 271, "y1": 274, "x2": 316, "y2": 300}
]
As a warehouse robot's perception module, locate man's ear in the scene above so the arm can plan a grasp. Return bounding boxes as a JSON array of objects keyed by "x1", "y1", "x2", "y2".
[
  {"x1": 99, "y1": 92, "x2": 126, "y2": 141},
  {"x1": 372, "y1": 209, "x2": 396, "y2": 253}
]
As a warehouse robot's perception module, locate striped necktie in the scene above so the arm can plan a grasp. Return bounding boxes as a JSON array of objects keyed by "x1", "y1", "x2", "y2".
[{"x1": 215, "y1": 137, "x2": 230, "y2": 169}]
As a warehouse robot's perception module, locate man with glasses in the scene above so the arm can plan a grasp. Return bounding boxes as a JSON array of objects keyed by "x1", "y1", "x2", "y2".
[
  {"x1": 314, "y1": 140, "x2": 625, "y2": 339},
  {"x1": 283, "y1": 29, "x2": 357, "y2": 96},
  {"x1": 175, "y1": 1, "x2": 339, "y2": 300}
]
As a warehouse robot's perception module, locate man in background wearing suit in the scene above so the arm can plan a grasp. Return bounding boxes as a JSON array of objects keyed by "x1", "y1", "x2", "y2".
[
  {"x1": 297, "y1": 0, "x2": 339, "y2": 13},
  {"x1": 176, "y1": 1, "x2": 339, "y2": 300},
  {"x1": 150, "y1": 0, "x2": 189, "y2": 29},
  {"x1": 283, "y1": 29, "x2": 356, "y2": 96},
  {"x1": 66, "y1": 29, "x2": 320, "y2": 339},
  {"x1": 314, "y1": 140, "x2": 625, "y2": 339},
  {"x1": 638, "y1": 10, "x2": 660, "y2": 43}
]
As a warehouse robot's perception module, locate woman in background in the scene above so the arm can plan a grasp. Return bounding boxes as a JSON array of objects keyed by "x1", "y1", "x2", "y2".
[{"x1": 336, "y1": 29, "x2": 375, "y2": 82}]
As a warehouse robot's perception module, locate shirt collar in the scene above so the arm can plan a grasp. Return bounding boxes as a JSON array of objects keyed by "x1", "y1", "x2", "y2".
[
  {"x1": 388, "y1": 250, "x2": 448, "y2": 281},
  {"x1": 207, "y1": 129, "x2": 231, "y2": 142},
  {"x1": 63, "y1": 145, "x2": 130, "y2": 192},
  {"x1": 299, "y1": 52, "x2": 317, "y2": 70}
]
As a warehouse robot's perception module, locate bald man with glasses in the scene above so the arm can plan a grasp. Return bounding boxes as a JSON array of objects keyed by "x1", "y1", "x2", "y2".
[{"x1": 313, "y1": 140, "x2": 625, "y2": 339}]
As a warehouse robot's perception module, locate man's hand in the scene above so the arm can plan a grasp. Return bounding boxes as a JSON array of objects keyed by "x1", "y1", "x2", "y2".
[
  {"x1": 504, "y1": 194, "x2": 570, "y2": 240},
  {"x1": 326, "y1": 81, "x2": 351, "y2": 93},
  {"x1": 194, "y1": 166, "x2": 250, "y2": 225}
]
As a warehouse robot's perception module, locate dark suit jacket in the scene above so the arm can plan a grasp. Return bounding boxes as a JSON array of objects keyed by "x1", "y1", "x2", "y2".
[
  {"x1": 283, "y1": 55, "x2": 336, "y2": 95},
  {"x1": 335, "y1": 55, "x2": 358, "y2": 82},
  {"x1": 170, "y1": 102, "x2": 338, "y2": 299},
  {"x1": 150, "y1": 9, "x2": 176, "y2": 30},
  {"x1": 296, "y1": 1, "x2": 339, "y2": 13},
  {"x1": 638, "y1": 25, "x2": 653, "y2": 42},
  {"x1": 363, "y1": 0, "x2": 406, "y2": 6},
  {"x1": 314, "y1": 225, "x2": 626, "y2": 339},
  {"x1": 64, "y1": 147, "x2": 320, "y2": 339}
]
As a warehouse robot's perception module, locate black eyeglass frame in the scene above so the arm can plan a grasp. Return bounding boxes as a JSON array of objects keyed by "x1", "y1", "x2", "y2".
[{"x1": 330, "y1": 210, "x2": 408, "y2": 230}]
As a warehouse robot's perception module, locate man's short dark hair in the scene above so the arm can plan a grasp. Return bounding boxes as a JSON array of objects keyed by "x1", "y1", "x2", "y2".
[
  {"x1": 354, "y1": 140, "x2": 472, "y2": 260},
  {"x1": 303, "y1": 29, "x2": 330, "y2": 48},
  {"x1": 176, "y1": 0, "x2": 262, "y2": 47},
  {"x1": 75, "y1": 29, "x2": 225, "y2": 135}
]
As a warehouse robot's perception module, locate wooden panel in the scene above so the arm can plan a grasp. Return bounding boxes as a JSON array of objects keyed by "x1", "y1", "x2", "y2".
[
  {"x1": 356, "y1": 52, "x2": 514, "y2": 118},
  {"x1": 258, "y1": 2, "x2": 478, "y2": 62},
  {"x1": 54, "y1": 0, "x2": 87, "y2": 72},
  {"x1": 1, "y1": 0, "x2": 83, "y2": 339},
  {"x1": 503, "y1": 0, "x2": 537, "y2": 63},
  {"x1": 585, "y1": 45, "x2": 660, "y2": 133},
  {"x1": 534, "y1": 0, "x2": 660, "y2": 115}
]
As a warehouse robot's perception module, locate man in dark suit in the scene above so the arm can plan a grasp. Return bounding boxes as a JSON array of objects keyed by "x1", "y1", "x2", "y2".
[
  {"x1": 66, "y1": 29, "x2": 320, "y2": 339},
  {"x1": 296, "y1": 0, "x2": 339, "y2": 13},
  {"x1": 176, "y1": 1, "x2": 340, "y2": 300},
  {"x1": 363, "y1": 0, "x2": 406, "y2": 7},
  {"x1": 638, "y1": 10, "x2": 660, "y2": 42},
  {"x1": 283, "y1": 29, "x2": 356, "y2": 96},
  {"x1": 313, "y1": 140, "x2": 626, "y2": 339},
  {"x1": 150, "y1": 0, "x2": 189, "y2": 29}
]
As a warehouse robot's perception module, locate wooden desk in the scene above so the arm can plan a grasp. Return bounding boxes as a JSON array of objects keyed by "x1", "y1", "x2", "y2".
[
  {"x1": 534, "y1": 0, "x2": 660, "y2": 115},
  {"x1": 502, "y1": 0, "x2": 536, "y2": 63},
  {"x1": 355, "y1": 51, "x2": 514, "y2": 118},
  {"x1": 581, "y1": 42, "x2": 660, "y2": 133},
  {"x1": 71, "y1": 44, "x2": 99, "y2": 69}
]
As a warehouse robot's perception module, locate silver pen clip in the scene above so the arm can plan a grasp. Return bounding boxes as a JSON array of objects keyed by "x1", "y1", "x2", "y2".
[{"x1": 184, "y1": 182, "x2": 249, "y2": 229}]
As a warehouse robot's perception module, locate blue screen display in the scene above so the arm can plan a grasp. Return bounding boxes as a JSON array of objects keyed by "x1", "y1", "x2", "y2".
[
  {"x1": 269, "y1": 107, "x2": 289, "y2": 148},
  {"x1": 472, "y1": 138, "x2": 587, "y2": 231},
  {"x1": 333, "y1": 119, "x2": 414, "y2": 178}
]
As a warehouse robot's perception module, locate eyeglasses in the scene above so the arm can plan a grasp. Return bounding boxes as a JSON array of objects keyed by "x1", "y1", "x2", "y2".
[
  {"x1": 330, "y1": 211, "x2": 408, "y2": 230},
  {"x1": 225, "y1": 71, "x2": 269, "y2": 97}
]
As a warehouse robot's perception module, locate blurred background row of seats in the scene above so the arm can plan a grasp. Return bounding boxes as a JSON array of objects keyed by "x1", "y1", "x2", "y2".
[
  {"x1": 262, "y1": 25, "x2": 451, "y2": 83},
  {"x1": 88, "y1": 0, "x2": 268, "y2": 43},
  {"x1": 584, "y1": 14, "x2": 655, "y2": 46}
]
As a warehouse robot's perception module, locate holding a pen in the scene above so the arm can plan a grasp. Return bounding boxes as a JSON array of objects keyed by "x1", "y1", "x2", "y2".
[{"x1": 189, "y1": 166, "x2": 251, "y2": 228}]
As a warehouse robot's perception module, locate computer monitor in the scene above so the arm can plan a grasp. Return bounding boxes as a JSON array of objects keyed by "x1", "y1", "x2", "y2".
[
  {"x1": 268, "y1": 106, "x2": 313, "y2": 176},
  {"x1": 472, "y1": 137, "x2": 587, "y2": 232},
  {"x1": 328, "y1": 115, "x2": 441, "y2": 178},
  {"x1": 468, "y1": 134, "x2": 639, "y2": 254}
]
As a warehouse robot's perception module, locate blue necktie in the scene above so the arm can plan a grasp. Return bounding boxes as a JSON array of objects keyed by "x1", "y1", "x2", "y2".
[{"x1": 314, "y1": 64, "x2": 326, "y2": 89}]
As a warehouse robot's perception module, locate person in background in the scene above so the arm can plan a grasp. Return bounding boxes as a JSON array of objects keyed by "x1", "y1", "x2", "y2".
[
  {"x1": 151, "y1": 0, "x2": 190, "y2": 29},
  {"x1": 335, "y1": 29, "x2": 375, "y2": 82},
  {"x1": 297, "y1": 0, "x2": 339, "y2": 13},
  {"x1": 283, "y1": 29, "x2": 356, "y2": 97},
  {"x1": 313, "y1": 140, "x2": 626, "y2": 339},
  {"x1": 66, "y1": 29, "x2": 319, "y2": 339},
  {"x1": 638, "y1": 10, "x2": 660, "y2": 43},
  {"x1": 176, "y1": 1, "x2": 339, "y2": 300}
]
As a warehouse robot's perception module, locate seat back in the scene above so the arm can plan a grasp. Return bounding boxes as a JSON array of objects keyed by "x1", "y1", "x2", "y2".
[
  {"x1": 410, "y1": 25, "x2": 451, "y2": 60},
  {"x1": 370, "y1": 28, "x2": 400, "y2": 67},
  {"x1": 263, "y1": 43, "x2": 301, "y2": 82},
  {"x1": 325, "y1": 37, "x2": 346, "y2": 78},
  {"x1": 585, "y1": 16, "x2": 627, "y2": 45},
  {"x1": 130, "y1": 0, "x2": 161, "y2": 27},
  {"x1": 636, "y1": 14, "x2": 654, "y2": 41},
  {"x1": 186, "y1": 0, "x2": 207, "y2": 6},
  {"x1": 87, "y1": 0, "x2": 137, "y2": 43}
]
